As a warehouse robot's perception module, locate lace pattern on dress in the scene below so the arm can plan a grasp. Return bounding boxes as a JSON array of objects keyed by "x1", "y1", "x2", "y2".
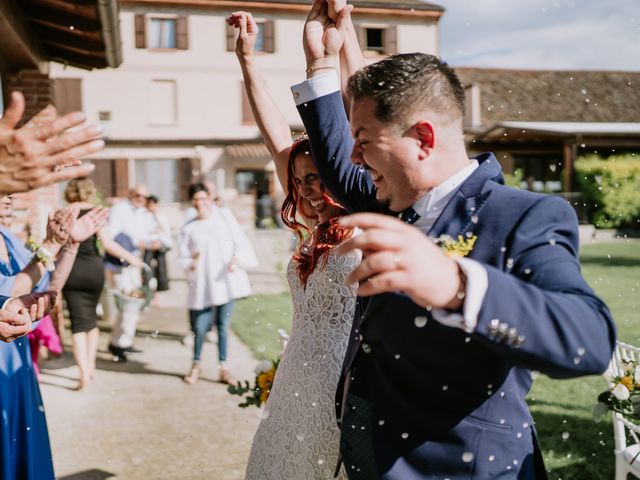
[{"x1": 245, "y1": 248, "x2": 360, "y2": 479}]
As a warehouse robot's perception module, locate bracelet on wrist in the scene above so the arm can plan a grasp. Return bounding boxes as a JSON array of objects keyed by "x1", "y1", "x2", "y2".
[
  {"x1": 25, "y1": 237, "x2": 56, "y2": 272},
  {"x1": 305, "y1": 65, "x2": 337, "y2": 73}
]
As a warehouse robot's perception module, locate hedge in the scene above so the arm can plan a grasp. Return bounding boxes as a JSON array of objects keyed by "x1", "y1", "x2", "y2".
[{"x1": 575, "y1": 154, "x2": 640, "y2": 229}]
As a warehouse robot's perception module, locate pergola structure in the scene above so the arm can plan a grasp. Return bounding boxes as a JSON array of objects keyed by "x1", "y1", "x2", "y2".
[{"x1": 470, "y1": 122, "x2": 640, "y2": 192}]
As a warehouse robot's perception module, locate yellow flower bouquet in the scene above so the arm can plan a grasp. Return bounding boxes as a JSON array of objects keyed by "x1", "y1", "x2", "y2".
[{"x1": 228, "y1": 358, "x2": 280, "y2": 408}]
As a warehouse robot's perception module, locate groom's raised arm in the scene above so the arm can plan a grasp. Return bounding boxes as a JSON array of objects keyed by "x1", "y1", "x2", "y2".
[{"x1": 292, "y1": 74, "x2": 376, "y2": 213}]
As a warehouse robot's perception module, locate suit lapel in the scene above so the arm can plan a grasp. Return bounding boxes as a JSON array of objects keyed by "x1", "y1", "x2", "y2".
[{"x1": 428, "y1": 153, "x2": 502, "y2": 239}]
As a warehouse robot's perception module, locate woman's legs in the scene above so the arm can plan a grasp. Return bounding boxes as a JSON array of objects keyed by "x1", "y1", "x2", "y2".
[
  {"x1": 190, "y1": 307, "x2": 214, "y2": 363},
  {"x1": 87, "y1": 327, "x2": 100, "y2": 379},
  {"x1": 185, "y1": 307, "x2": 214, "y2": 384},
  {"x1": 71, "y1": 332, "x2": 90, "y2": 389},
  {"x1": 214, "y1": 301, "x2": 235, "y2": 366},
  {"x1": 214, "y1": 301, "x2": 236, "y2": 385}
]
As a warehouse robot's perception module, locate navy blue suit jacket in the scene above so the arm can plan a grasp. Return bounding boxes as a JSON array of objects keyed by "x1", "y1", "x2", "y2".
[{"x1": 297, "y1": 91, "x2": 616, "y2": 479}]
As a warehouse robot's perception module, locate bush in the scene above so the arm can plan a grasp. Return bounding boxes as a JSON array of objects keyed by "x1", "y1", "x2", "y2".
[
  {"x1": 575, "y1": 154, "x2": 640, "y2": 229},
  {"x1": 503, "y1": 168, "x2": 524, "y2": 189}
]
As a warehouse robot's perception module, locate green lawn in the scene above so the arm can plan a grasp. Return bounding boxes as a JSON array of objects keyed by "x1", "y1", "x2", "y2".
[{"x1": 232, "y1": 240, "x2": 640, "y2": 479}]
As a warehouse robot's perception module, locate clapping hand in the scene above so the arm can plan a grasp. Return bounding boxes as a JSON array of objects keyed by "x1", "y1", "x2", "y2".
[
  {"x1": 69, "y1": 206, "x2": 109, "y2": 243},
  {"x1": 227, "y1": 11, "x2": 259, "y2": 59},
  {"x1": 1, "y1": 291, "x2": 56, "y2": 342},
  {"x1": 46, "y1": 207, "x2": 78, "y2": 246},
  {"x1": 0, "y1": 91, "x2": 102, "y2": 194},
  {"x1": 336, "y1": 213, "x2": 464, "y2": 310}
]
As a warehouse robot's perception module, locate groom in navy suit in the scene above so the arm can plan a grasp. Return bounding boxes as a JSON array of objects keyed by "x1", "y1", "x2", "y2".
[{"x1": 291, "y1": 2, "x2": 616, "y2": 479}]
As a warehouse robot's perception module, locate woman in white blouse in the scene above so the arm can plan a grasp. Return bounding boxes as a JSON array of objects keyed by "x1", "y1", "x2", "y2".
[{"x1": 179, "y1": 183, "x2": 258, "y2": 385}]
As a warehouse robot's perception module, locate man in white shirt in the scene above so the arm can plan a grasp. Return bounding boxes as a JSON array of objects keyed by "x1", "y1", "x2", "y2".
[{"x1": 104, "y1": 184, "x2": 152, "y2": 361}]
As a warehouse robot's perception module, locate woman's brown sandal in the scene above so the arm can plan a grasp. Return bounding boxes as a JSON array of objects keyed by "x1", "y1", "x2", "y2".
[{"x1": 183, "y1": 364, "x2": 200, "y2": 385}]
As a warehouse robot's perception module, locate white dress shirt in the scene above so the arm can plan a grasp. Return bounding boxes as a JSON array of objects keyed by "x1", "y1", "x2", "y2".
[{"x1": 291, "y1": 72, "x2": 488, "y2": 333}]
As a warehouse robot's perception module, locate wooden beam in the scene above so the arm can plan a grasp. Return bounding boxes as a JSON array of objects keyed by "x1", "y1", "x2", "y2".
[
  {"x1": 0, "y1": 0, "x2": 47, "y2": 71},
  {"x1": 23, "y1": 4, "x2": 100, "y2": 31},
  {"x1": 44, "y1": 45, "x2": 106, "y2": 69},
  {"x1": 42, "y1": 38, "x2": 106, "y2": 57},
  {"x1": 563, "y1": 142, "x2": 576, "y2": 193},
  {"x1": 31, "y1": 21, "x2": 104, "y2": 51},
  {"x1": 30, "y1": 17, "x2": 103, "y2": 42},
  {"x1": 26, "y1": 0, "x2": 99, "y2": 21}
]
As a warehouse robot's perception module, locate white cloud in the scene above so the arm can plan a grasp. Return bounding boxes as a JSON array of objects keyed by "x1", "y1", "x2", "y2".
[{"x1": 437, "y1": 0, "x2": 640, "y2": 70}]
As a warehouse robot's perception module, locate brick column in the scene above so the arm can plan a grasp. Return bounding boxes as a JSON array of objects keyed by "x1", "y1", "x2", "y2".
[
  {"x1": 4, "y1": 69, "x2": 55, "y2": 126},
  {"x1": 4, "y1": 69, "x2": 59, "y2": 239}
]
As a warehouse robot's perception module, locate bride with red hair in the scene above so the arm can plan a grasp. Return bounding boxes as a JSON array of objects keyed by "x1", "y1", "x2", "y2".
[{"x1": 229, "y1": 9, "x2": 361, "y2": 479}]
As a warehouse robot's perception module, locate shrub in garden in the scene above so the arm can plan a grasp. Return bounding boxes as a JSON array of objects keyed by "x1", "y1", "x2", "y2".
[{"x1": 575, "y1": 154, "x2": 640, "y2": 229}]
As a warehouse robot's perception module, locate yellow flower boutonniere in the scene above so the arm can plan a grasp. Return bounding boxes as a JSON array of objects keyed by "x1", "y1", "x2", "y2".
[{"x1": 433, "y1": 234, "x2": 478, "y2": 259}]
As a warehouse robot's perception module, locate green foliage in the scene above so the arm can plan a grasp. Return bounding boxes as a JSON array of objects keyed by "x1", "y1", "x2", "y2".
[
  {"x1": 575, "y1": 154, "x2": 640, "y2": 229},
  {"x1": 503, "y1": 168, "x2": 524, "y2": 189}
]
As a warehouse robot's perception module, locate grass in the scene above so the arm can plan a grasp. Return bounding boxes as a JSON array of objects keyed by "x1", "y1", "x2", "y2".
[{"x1": 232, "y1": 239, "x2": 640, "y2": 478}]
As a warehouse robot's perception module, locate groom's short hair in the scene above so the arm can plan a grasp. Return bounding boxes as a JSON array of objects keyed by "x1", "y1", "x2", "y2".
[{"x1": 347, "y1": 53, "x2": 465, "y2": 128}]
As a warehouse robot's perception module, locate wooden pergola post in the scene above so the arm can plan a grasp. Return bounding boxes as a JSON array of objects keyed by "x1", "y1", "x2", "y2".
[{"x1": 563, "y1": 141, "x2": 577, "y2": 192}]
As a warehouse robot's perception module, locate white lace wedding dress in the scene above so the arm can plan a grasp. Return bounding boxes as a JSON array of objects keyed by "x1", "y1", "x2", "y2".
[{"x1": 245, "y1": 249, "x2": 360, "y2": 480}]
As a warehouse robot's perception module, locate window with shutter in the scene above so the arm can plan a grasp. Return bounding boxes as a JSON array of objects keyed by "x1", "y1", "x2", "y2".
[
  {"x1": 262, "y1": 20, "x2": 275, "y2": 53},
  {"x1": 54, "y1": 78, "x2": 82, "y2": 116},
  {"x1": 148, "y1": 17, "x2": 177, "y2": 49},
  {"x1": 356, "y1": 25, "x2": 397, "y2": 57},
  {"x1": 176, "y1": 16, "x2": 188, "y2": 50},
  {"x1": 135, "y1": 14, "x2": 146, "y2": 49},
  {"x1": 226, "y1": 23, "x2": 236, "y2": 52}
]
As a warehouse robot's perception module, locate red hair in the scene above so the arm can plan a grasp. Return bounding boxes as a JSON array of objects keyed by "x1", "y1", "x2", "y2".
[{"x1": 280, "y1": 138, "x2": 353, "y2": 285}]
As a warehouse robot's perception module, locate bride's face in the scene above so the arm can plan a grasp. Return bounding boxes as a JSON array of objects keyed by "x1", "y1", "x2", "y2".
[{"x1": 293, "y1": 153, "x2": 326, "y2": 218}]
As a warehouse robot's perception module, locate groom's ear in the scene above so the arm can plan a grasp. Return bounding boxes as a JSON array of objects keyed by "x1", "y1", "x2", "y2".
[{"x1": 414, "y1": 121, "x2": 435, "y2": 157}]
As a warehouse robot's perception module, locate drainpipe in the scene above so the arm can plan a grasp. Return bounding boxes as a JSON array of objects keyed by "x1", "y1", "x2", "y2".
[{"x1": 96, "y1": 0, "x2": 122, "y2": 68}]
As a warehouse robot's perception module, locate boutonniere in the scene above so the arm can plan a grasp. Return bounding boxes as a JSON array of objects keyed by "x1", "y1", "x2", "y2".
[{"x1": 432, "y1": 234, "x2": 478, "y2": 259}]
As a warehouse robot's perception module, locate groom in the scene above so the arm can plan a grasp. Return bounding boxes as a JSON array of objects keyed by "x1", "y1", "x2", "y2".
[{"x1": 292, "y1": 2, "x2": 616, "y2": 479}]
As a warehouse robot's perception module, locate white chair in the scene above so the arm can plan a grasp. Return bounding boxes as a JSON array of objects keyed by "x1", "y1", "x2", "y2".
[{"x1": 608, "y1": 341, "x2": 640, "y2": 480}]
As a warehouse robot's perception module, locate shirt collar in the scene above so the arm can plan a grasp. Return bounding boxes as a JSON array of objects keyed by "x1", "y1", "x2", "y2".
[{"x1": 412, "y1": 160, "x2": 479, "y2": 218}]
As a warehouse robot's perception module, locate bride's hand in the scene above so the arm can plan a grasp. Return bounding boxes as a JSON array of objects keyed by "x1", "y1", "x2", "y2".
[{"x1": 227, "y1": 11, "x2": 259, "y2": 60}]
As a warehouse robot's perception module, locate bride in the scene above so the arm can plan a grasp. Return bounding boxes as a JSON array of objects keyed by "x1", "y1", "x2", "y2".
[{"x1": 228, "y1": 8, "x2": 362, "y2": 479}]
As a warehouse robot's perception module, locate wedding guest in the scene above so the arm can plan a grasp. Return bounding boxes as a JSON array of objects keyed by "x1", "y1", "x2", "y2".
[
  {"x1": 180, "y1": 182, "x2": 257, "y2": 385},
  {"x1": 294, "y1": 3, "x2": 616, "y2": 478},
  {"x1": 63, "y1": 178, "x2": 144, "y2": 385},
  {"x1": 228, "y1": 10, "x2": 362, "y2": 479},
  {"x1": 142, "y1": 195, "x2": 171, "y2": 292},
  {"x1": 0, "y1": 200, "x2": 105, "y2": 479},
  {"x1": 0, "y1": 91, "x2": 102, "y2": 194},
  {"x1": 104, "y1": 185, "x2": 152, "y2": 362}
]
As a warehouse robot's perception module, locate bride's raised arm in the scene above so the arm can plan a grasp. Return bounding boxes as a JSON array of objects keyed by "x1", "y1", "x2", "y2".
[{"x1": 228, "y1": 11, "x2": 293, "y2": 194}]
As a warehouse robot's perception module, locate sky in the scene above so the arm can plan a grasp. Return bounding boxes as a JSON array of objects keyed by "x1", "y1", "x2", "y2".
[{"x1": 437, "y1": 0, "x2": 640, "y2": 71}]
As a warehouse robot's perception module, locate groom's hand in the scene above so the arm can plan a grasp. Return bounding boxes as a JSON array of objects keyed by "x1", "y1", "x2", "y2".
[
  {"x1": 303, "y1": 0, "x2": 351, "y2": 78},
  {"x1": 336, "y1": 213, "x2": 464, "y2": 310}
]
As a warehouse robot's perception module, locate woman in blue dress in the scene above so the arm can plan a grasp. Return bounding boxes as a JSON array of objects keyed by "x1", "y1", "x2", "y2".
[{"x1": 0, "y1": 195, "x2": 106, "y2": 479}]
